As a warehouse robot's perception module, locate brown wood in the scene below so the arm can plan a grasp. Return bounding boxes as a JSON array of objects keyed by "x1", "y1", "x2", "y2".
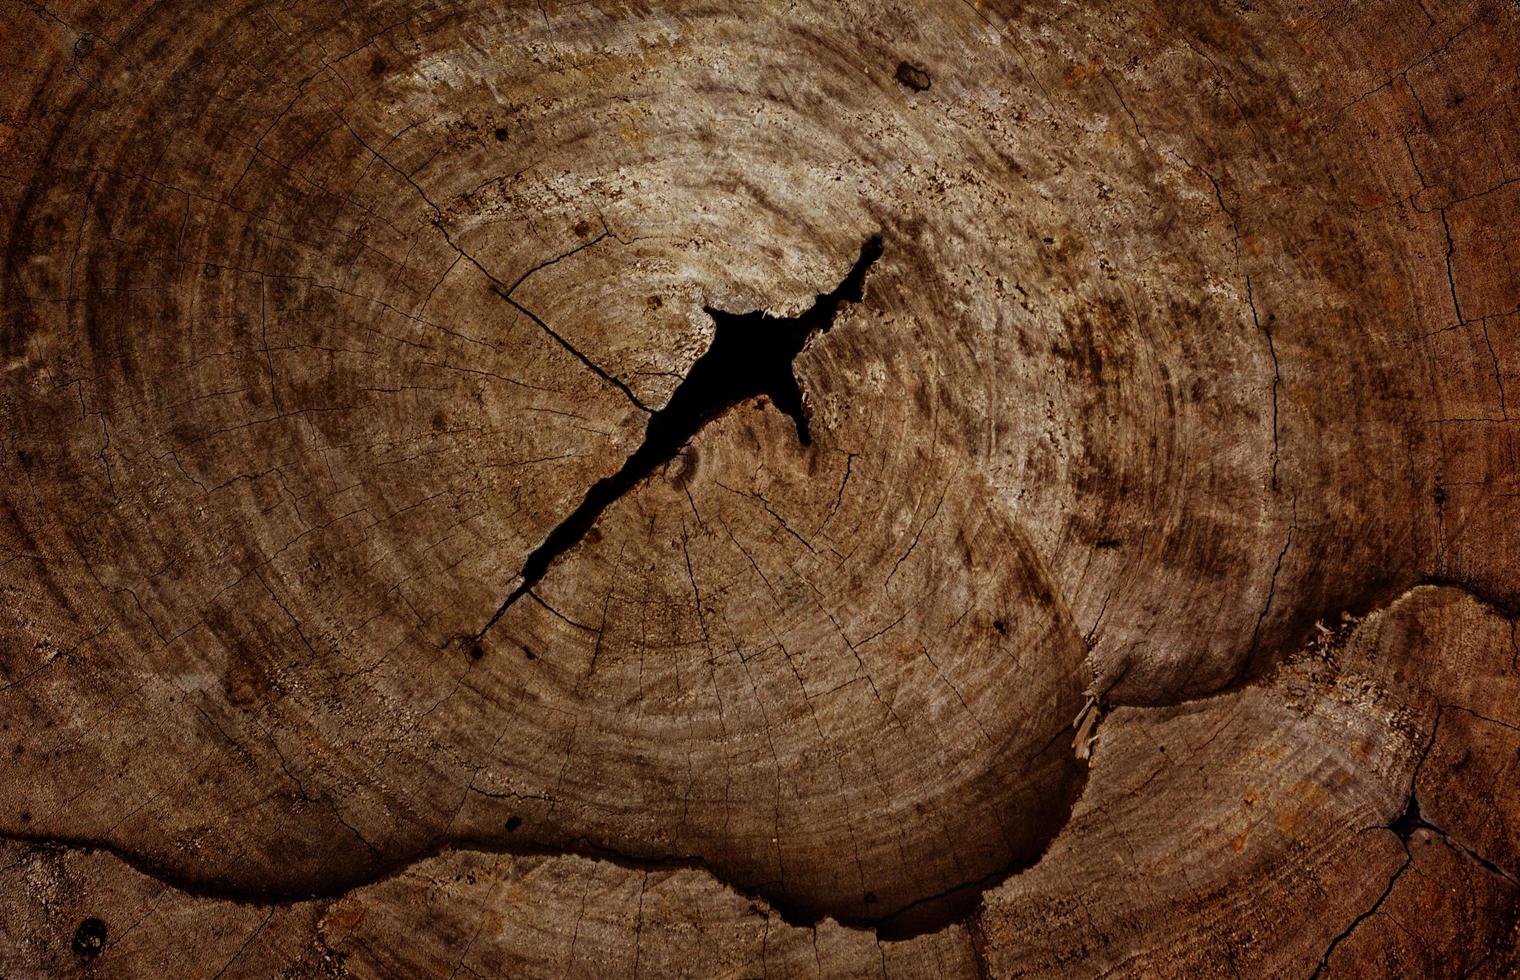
[{"x1": 1, "y1": 0, "x2": 1517, "y2": 976}]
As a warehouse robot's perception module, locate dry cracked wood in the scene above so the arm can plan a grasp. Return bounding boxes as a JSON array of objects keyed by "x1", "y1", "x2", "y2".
[{"x1": 1, "y1": 0, "x2": 1517, "y2": 976}]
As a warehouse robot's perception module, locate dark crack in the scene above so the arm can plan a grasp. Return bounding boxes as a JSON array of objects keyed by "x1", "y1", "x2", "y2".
[
  {"x1": 0, "y1": 826, "x2": 803, "y2": 920},
  {"x1": 1311, "y1": 696, "x2": 1519, "y2": 977},
  {"x1": 1309, "y1": 716, "x2": 1430, "y2": 979},
  {"x1": 1312, "y1": 795, "x2": 1519, "y2": 977},
  {"x1": 1407, "y1": 801, "x2": 1520, "y2": 890},
  {"x1": 14, "y1": 586, "x2": 1510, "y2": 950},
  {"x1": 1399, "y1": 705, "x2": 1520, "y2": 888},
  {"x1": 1, "y1": 710, "x2": 1083, "y2": 943},
  {"x1": 474, "y1": 234, "x2": 884, "y2": 641},
  {"x1": 1230, "y1": 495, "x2": 1298, "y2": 694},
  {"x1": 0, "y1": 820, "x2": 992, "y2": 943},
  {"x1": 1308, "y1": 841, "x2": 1412, "y2": 978},
  {"x1": 328, "y1": 111, "x2": 650, "y2": 414}
]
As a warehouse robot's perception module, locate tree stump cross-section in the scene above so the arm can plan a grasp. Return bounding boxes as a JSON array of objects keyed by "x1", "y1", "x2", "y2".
[{"x1": 1, "y1": 0, "x2": 1518, "y2": 976}]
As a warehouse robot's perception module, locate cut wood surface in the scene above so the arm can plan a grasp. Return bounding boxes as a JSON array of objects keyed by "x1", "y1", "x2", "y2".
[{"x1": 0, "y1": 0, "x2": 1516, "y2": 976}]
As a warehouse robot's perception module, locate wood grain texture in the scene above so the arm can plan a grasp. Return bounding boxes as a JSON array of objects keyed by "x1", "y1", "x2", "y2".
[{"x1": 1, "y1": 0, "x2": 1517, "y2": 975}]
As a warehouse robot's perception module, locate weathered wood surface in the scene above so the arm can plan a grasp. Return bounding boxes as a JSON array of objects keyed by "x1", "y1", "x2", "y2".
[{"x1": 1, "y1": 0, "x2": 1517, "y2": 975}]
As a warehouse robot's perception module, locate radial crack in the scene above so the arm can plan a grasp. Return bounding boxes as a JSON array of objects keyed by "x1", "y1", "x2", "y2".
[
  {"x1": 328, "y1": 109, "x2": 649, "y2": 412},
  {"x1": 473, "y1": 234, "x2": 885, "y2": 640}
]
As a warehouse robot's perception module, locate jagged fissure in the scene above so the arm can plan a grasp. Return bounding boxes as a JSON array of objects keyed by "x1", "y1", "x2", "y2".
[
  {"x1": 0, "y1": 718, "x2": 1082, "y2": 941},
  {"x1": 12, "y1": 583, "x2": 1507, "y2": 946},
  {"x1": 0, "y1": 816, "x2": 1032, "y2": 941},
  {"x1": 474, "y1": 234, "x2": 884, "y2": 640}
]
